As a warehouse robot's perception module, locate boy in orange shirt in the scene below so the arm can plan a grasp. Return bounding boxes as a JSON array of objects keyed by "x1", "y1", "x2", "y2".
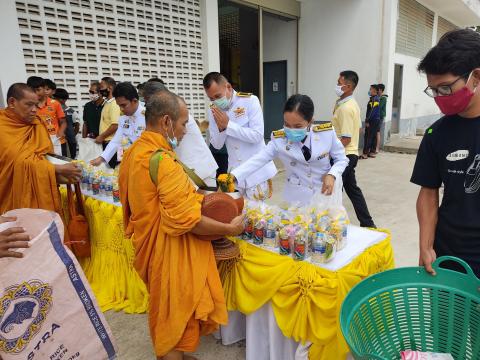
[{"x1": 27, "y1": 76, "x2": 66, "y2": 156}]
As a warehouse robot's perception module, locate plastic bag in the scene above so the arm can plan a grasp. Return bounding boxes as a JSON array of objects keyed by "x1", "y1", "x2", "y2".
[
  {"x1": 401, "y1": 350, "x2": 454, "y2": 360},
  {"x1": 0, "y1": 209, "x2": 117, "y2": 360},
  {"x1": 76, "y1": 135, "x2": 103, "y2": 163}
]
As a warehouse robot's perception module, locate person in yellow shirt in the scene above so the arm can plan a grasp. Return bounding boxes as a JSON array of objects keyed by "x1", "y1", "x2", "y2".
[
  {"x1": 96, "y1": 76, "x2": 121, "y2": 168},
  {"x1": 119, "y1": 91, "x2": 244, "y2": 360},
  {"x1": 332, "y1": 70, "x2": 376, "y2": 228}
]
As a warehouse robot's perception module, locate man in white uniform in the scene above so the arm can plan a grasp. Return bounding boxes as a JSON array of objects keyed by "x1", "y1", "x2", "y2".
[
  {"x1": 203, "y1": 72, "x2": 277, "y2": 199},
  {"x1": 90, "y1": 82, "x2": 145, "y2": 167},
  {"x1": 142, "y1": 80, "x2": 218, "y2": 186}
]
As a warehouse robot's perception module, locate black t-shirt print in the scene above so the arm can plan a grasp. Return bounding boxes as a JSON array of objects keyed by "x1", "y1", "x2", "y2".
[{"x1": 411, "y1": 115, "x2": 480, "y2": 265}]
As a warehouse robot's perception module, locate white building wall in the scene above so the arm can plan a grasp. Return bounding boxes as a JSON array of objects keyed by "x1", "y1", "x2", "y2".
[
  {"x1": 298, "y1": 0, "x2": 385, "y2": 123},
  {"x1": 0, "y1": 0, "x2": 28, "y2": 107},
  {"x1": 262, "y1": 14, "x2": 297, "y2": 97}
]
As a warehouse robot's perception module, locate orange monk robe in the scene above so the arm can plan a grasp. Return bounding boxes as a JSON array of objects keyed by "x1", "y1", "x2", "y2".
[
  {"x1": 0, "y1": 108, "x2": 61, "y2": 214},
  {"x1": 119, "y1": 130, "x2": 227, "y2": 356}
]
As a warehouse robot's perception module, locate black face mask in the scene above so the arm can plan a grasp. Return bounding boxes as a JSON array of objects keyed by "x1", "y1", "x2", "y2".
[{"x1": 99, "y1": 88, "x2": 109, "y2": 97}]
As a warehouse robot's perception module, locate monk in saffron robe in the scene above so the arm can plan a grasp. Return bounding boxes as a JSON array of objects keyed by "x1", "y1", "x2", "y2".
[
  {"x1": 119, "y1": 91, "x2": 243, "y2": 360},
  {"x1": 0, "y1": 83, "x2": 82, "y2": 214}
]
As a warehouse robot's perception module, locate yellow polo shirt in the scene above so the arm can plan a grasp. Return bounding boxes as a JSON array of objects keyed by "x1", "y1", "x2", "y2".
[
  {"x1": 332, "y1": 96, "x2": 361, "y2": 156},
  {"x1": 99, "y1": 98, "x2": 120, "y2": 142}
]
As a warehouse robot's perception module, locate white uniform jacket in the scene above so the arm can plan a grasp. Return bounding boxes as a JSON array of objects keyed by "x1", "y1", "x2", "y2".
[
  {"x1": 208, "y1": 90, "x2": 277, "y2": 189},
  {"x1": 232, "y1": 122, "x2": 349, "y2": 205}
]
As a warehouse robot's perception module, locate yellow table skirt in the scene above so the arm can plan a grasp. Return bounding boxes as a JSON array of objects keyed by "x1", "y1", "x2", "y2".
[
  {"x1": 219, "y1": 231, "x2": 394, "y2": 360},
  {"x1": 61, "y1": 189, "x2": 149, "y2": 313}
]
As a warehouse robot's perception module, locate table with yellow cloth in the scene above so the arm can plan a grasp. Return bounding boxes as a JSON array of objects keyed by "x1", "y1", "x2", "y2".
[
  {"x1": 60, "y1": 188, "x2": 149, "y2": 314},
  {"x1": 217, "y1": 226, "x2": 394, "y2": 360}
]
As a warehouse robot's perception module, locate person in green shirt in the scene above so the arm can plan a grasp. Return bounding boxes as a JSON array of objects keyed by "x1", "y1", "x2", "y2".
[{"x1": 374, "y1": 83, "x2": 388, "y2": 153}]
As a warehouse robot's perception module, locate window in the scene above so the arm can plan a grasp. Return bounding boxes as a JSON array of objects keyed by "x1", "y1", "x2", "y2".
[
  {"x1": 437, "y1": 17, "x2": 457, "y2": 42},
  {"x1": 396, "y1": 0, "x2": 434, "y2": 58}
]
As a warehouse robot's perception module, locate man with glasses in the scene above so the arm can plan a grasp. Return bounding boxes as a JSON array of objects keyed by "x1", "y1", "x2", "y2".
[
  {"x1": 411, "y1": 29, "x2": 480, "y2": 278},
  {"x1": 83, "y1": 81, "x2": 105, "y2": 139}
]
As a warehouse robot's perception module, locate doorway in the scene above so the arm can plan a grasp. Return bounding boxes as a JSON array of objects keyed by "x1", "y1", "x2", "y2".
[
  {"x1": 218, "y1": 0, "x2": 259, "y2": 95},
  {"x1": 263, "y1": 61, "x2": 287, "y2": 138},
  {"x1": 391, "y1": 64, "x2": 404, "y2": 134}
]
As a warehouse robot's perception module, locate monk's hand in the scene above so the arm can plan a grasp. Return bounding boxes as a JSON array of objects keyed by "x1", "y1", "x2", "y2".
[
  {"x1": 55, "y1": 163, "x2": 82, "y2": 184},
  {"x1": 211, "y1": 107, "x2": 229, "y2": 131},
  {"x1": 227, "y1": 214, "x2": 245, "y2": 236},
  {"x1": 0, "y1": 227, "x2": 30, "y2": 258},
  {"x1": 321, "y1": 174, "x2": 335, "y2": 195},
  {"x1": 0, "y1": 216, "x2": 16, "y2": 225},
  {"x1": 90, "y1": 157, "x2": 105, "y2": 167}
]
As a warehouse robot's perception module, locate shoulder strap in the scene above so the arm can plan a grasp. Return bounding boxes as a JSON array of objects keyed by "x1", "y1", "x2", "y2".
[{"x1": 149, "y1": 149, "x2": 208, "y2": 189}]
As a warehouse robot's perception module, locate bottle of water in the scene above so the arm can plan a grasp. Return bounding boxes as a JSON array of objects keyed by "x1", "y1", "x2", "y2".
[{"x1": 264, "y1": 219, "x2": 276, "y2": 247}]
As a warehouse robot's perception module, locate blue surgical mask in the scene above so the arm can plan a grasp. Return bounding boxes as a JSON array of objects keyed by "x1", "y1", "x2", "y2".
[
  {"x1": 284, "y1": 127, "x2": 308, "y2": 143},
  {"x1": 368, "y1": 90, "x2": 371, "y2": 97},
  {"x1": 213, "y1": 94, "x2": 231, "y2": 111},
  {"x1": 167, "y1": 118, "x2": 178, "y2": 149}
]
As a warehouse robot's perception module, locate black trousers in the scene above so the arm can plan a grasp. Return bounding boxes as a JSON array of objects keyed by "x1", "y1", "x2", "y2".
[
  {"x1": 102, "y1": 141, "x2": 118, "y2": 169},
  {"x1": 371, "y1": 118, "x2": 384, "y2": 152},
  {"x1": 343, "y1": 154, "x2": 375, "y2": 227},
  {"x1": 363, "y1": 120, "x2": 380, "y2": 155},
  {"x1": 65, "y1": 124, "x2": 77, "y2": 159}
]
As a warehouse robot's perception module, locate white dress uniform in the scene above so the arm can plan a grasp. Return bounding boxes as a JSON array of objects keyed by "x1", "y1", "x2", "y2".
[
  {"x1": 232, "y1": 122, "x2": 349, "y2": 205},
  {"x1": 208, "y1": 90, "x2": 277, "y2": 197},
  {"x1": 176, "y1": 114, "x2": 219, "y2": 187},
  {"x1": 101, "y1": 102, "x2": 146, "y2": 163}
]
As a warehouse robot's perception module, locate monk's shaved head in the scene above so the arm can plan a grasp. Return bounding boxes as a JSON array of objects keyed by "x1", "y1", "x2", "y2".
[
  {"x1": 6, "y1": 83, "x2": 38, "y2": 124},
  {"x1": 7, "y1": 83, "x2": 35, "y2": 101},
  {"x1": 145, "y1": 91, "x2": 183, "y2": 125}
]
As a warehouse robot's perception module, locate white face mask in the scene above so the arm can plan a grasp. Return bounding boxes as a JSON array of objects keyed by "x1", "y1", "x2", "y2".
[
  {"x1": 335, "y1": 84, "x2": 345, "y2": 97},
  {"x1": 89, "y1": 93, "x2": 100, "y2": 102}
]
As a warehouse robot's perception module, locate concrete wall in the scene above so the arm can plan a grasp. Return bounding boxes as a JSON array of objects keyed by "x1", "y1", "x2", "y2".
[
  {"x1": 0, "y1": 0, "x2": 27, "y2": 107},
  {"x1": 298, "y1": 0, "x2": 385, "y2": 123},
  {"x1": 262, "y1": 13, "x2": 297, "y2": 97}
]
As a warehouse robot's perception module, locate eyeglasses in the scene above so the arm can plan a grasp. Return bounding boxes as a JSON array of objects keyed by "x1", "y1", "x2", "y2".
[{"x1": 424, "y1": 72, "x2": 470, "y2": 98}]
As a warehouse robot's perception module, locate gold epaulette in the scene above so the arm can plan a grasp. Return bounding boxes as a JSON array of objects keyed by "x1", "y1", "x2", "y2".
[
  {"x1": 313, "y1": 122, "x2": 333, "y2": 132},
  {"x1": 272, "y1": 129, "x2": 286, "y2": 138},
  {"x1": 237, "y1": 92, "x2": 252, "y2": 97}
]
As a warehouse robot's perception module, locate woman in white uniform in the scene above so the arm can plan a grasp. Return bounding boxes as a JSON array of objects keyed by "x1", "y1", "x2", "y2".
[{"x1": 231, "y1": 94, "x2": 349, "y2": 205}]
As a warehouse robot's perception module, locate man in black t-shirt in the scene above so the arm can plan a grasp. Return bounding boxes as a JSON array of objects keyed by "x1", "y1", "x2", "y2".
[{"x1": 411, "y1": 29, "x2": 480, "y2": 277}]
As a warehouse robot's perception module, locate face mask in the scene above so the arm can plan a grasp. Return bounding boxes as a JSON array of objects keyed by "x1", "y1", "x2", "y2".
[
  {"x1": 284, "y1": 127, "x2": 308, "y2": 143},
  {"x1": 167, "y1": 118, "x2": 178, "y2": 149},
  {"x1": 99, "y1": 88, "x2": 109, "y2": 98},
  {"x1": 89, "y1": 93, "x2": 100, "y2": 102},
  {"x1": 368, "y1": 91, "x2": 371, "y2": 97},
  {"x1": 335, "y1": 85, "x2": 345, "y2": 97},
  {"x1": 213, "y1": 91, "x2": 231, "y2": 110},
  {"x1": 434, "y1": 73, "x2": 477, "y2": 115}
]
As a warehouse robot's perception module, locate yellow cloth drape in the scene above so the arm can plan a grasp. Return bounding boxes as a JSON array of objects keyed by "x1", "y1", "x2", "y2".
[
  {"x1": 61, "y1": 188, "x2": 149, "y2": 313},
  {"x1": 219, "y1": 230, "x2": 394, "y2": 360}
]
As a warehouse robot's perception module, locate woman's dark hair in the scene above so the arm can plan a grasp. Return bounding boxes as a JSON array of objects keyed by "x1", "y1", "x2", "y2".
[
  {"x1": 112, "y1": 81, "x2": 139, "y2": 101},
  {"x1": 418, "y1": 29, "x2": 480, "y2": 77},
  {"x1": 283, "y1": 94, "x2": 314, "y2": 121}
]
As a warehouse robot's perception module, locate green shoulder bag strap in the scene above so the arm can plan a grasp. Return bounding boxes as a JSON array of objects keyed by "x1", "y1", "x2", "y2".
[{"x1": 149, "y1": 148, "x2": 208, "y2": 189}]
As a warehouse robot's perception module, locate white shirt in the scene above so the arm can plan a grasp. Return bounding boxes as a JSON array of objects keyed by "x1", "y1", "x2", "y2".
[
  {"x1": 232, "y1": 123, "x2": 349, "y2": 205},
  {"x1": 208, "y1": 90, "x2": 277, "y2": 189},
  {"x1": 176, "y1": 115, "x2": 218, "y2": 186},
  {"x1": 101, "y1": 102, "x2": 146, "y2": 163}
]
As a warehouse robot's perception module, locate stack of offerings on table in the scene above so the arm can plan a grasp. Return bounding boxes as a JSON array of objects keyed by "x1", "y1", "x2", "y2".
[
  {"x1": 74, "y1": 161, "x2": 121, "y2": 203},
  {"x1": 241, "y1": 200, "x2": 349, "y2": 263}
]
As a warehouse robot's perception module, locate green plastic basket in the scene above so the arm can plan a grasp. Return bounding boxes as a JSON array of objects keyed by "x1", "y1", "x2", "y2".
[{"x1": 340, "y1": 256, "x2": 480, "y2": 360}]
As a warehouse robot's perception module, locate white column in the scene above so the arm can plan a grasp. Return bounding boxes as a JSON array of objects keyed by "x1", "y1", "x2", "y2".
[
  {"x1": 200, "y1": 0, "x2": 220, "y2": 73},
  {"x1": 432, "y1": 12, "x2": 439, "y2": 45},
  {"x1": 0, "y1": 0, "x2": 27, "y2": 107}
]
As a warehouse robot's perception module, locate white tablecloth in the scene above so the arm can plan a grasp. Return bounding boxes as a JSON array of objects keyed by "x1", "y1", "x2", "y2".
[{"x1": 215, "y1": 226, "x2": 387, "y2": 360}]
